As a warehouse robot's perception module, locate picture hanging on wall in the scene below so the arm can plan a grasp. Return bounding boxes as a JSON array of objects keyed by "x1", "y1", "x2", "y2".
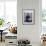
[{"x1": 22, "y1": 9, "x2": 35, "y2": 25}]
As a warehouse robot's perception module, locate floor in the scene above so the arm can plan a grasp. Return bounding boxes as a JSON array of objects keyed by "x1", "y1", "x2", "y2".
[{"x1": 0, "y1": 41, "x2": 5, "y2": 46}]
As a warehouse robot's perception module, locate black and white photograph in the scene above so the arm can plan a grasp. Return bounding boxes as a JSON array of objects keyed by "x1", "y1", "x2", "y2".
[{"x1": 22, "y1": 9, "x2": 35, "y2": 25}]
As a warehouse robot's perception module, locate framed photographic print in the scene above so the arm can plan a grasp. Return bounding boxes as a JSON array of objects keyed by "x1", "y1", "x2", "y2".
[{"x1": 22, "y1": 9, "x2": 35, "y2": 25}]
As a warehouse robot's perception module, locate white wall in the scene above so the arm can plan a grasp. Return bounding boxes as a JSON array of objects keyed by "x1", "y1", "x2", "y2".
[{"x1": 17, "y1": 0, "x2": 42, "y2": 46}]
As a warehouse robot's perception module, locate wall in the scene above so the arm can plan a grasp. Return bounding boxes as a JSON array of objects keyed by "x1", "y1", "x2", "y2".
[{"x1": 17, "y1": 0, "x2": 42, "y2": 46}]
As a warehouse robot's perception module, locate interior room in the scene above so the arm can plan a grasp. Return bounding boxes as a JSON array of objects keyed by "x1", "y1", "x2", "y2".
[{"x1": 0, "y1": 0, "x2": 46, "y2": 46}]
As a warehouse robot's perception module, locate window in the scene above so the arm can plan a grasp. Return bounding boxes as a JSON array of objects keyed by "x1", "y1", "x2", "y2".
[
  {"x1": 42, "y1": 0, "x2": 46, "y2": 33},
  {"x1": 5, "y1": 1, "x2": 17, "y2": 25},
  {"x1": 0, "y1": 1, "x2": 4, "y2": 17},
  {"x1": 0, "y1": 0, "x2": 17, "y2": 26}
]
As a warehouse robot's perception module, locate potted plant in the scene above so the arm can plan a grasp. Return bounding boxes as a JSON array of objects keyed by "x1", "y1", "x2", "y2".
[{"x1": 0, "y1": 18, "x2": 5, "y2": 27}]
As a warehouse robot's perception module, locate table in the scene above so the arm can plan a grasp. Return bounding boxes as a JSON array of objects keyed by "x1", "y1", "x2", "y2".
[{"x1": 0, "y1": 30, "x2": 3, "y2": 42}]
